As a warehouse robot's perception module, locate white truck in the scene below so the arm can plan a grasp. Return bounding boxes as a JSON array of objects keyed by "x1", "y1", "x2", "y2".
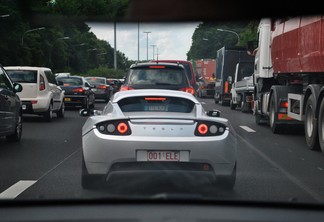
[{"x1": 230, "y1": 61, "x2": 254, "y2": 112}]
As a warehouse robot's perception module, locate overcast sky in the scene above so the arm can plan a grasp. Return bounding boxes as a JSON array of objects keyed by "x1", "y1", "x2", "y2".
[{"x1": 87, "y1": 22, "x2": 200, "y2": 61}]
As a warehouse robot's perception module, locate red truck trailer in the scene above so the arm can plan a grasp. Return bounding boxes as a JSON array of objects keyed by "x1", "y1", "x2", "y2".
[{"x1": 253, "y1": 16, "x2": 324, "y2": 152}]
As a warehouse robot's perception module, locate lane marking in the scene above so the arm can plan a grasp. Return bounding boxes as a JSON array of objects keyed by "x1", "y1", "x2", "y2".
[
  {"x1": 240, "y1": 125, "x2": 256, "y2": 132},
  {"x1": 0, "y1": 180, "x2": 36, "y2": 199}
]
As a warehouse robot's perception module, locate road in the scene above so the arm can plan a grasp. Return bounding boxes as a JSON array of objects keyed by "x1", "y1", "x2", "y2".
[{"x1": 0, "y1": 98, "x2": 323, "y2": 203}]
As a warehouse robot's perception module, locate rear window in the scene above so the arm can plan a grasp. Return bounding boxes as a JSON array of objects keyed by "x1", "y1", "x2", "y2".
[
  {"x1": 128, "y1": 67, "x2": 186, "y2": 86},
  {"x1": 118, "y1": 96, "x2": 195, "y2": 113},
  {"x1": 6, "y1": 70, "x2": 37, "y2": 83},
  {"x1": 86, "y1": 77, "x2": 106, "y2": 85},
  {"x1": 57, "y1": 77, "x2": 83, "y2": 86}
]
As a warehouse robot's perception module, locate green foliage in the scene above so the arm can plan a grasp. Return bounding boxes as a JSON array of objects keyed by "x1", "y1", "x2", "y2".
[
  {"x1": 79, "y1": 66, "x2": 125, "y2": 79},
  {"x1": 187, "y1": 20, "x2": 258, "y2": 60},
  {"x1": 0, "y1": 0, "x2": 130, "y2": 74}
]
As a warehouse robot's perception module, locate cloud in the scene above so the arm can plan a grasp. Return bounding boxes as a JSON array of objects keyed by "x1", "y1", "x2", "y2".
[{"x1": 87, "y1": 22, "x2": 200, "y2": 61}]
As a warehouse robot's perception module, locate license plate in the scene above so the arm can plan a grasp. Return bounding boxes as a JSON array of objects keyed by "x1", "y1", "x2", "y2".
[
  {"x1": 22, "y1": 105, "x2": 26, "y2": 110},
  {"x1": 64, "y1": 97, "x2": 71, "y2": 102},
  {"x1": 137, "y1": 150, "x2": 190, "y2": 162},
  {"x1": 145, "y1": 105, "x2": 168, "y2": 111}
]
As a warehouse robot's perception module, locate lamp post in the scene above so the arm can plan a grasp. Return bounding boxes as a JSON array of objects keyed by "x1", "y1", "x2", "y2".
[
  {"x1": 151, "y1": 44, "x2": 156, "y2": 60},
  {"x1": 217, "y1": 28, "x2": 240, "y2": 45},
  {"x1": 143, "y1": 31, "x2": 151, "y2": 61},
  {"x1": 21, "y1": 27, "x2": 45, "y2": 46}
]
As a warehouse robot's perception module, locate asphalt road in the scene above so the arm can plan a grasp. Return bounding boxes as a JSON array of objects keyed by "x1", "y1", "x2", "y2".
[{"x1": 0, "y1": 98, "x2": 323, "y2": 203}]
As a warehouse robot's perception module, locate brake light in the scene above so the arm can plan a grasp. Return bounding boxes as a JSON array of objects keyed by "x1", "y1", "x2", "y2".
[
  {"x1": 145, "y1": 97, "x2": 166, "y2": 101},
  {"x1": 180, "y1": 87, "x2": 195, "y2": 95},
  {"x1": 198, "y1": 124, "x2": 208, "y2": 135},
  {"x1": 31, "y1": 100, "x2": 37, "y2": 104},
  {"x1": 195, "y1": 121, "x2": 227, "y2": 136},
  {"x1": 39, "y1": 75, "x2": 45, "y2": 91},
  {"x1": 148, "y1": 66, "x2": 166, "y2": 69},
  {"x1": 96, "y1": 120, "x2": 131, "y2": 135},
  {"x1": 120, "y1": 86, "x2": 134, "y2": 91},
  {"x1": 72, "y1": 87, "x2": 85, "y2": 93},
  {"x1": 117, "y1": 122, "x2": 128, "y2": 134},
  {"x1": 279, "y1": 101, "x2": 288, "y2": 108},
  {"x1": 97, "y1": 85, "x2": 108, "y2": 89}
]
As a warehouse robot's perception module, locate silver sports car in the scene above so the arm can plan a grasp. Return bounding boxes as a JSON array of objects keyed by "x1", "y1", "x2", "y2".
[{"x1": 81, "y1": 89, "x2": 237, "y2": 190}]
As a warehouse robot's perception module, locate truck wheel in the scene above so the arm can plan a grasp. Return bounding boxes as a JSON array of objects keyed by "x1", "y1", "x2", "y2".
[
  {"x1": 241, "y1": 101, "x2": 250, "y2": 113},
  {"x1": 318, "y1": 98, "x2": 324, "y2": 153},
  {"x1": 269, "y1": 95, "x2": 283, "y2": 133},
  {"x1": 305, "y1": 96, "x2": 320, "y2": 150},
  {"x1": 230, "y1": 100, "x2": 236, "y2": 110}
]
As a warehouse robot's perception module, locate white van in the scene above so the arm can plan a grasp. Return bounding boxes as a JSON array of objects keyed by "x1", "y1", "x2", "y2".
[{"x1": 5, "y1": 66, "x2": 65, "y2": 121}]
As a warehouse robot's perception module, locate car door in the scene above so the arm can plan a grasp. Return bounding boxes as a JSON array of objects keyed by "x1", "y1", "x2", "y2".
[
  {"x1": 45, "y1": 69, "x2": 63, "y2": 111},
  {"x1": 0, "y1": 66, "x2": 15, "y2": 134}
]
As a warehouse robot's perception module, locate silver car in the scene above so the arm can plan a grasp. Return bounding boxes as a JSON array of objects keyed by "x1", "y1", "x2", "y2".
[{"x1": 81, "y1": 89, "x2": 237, "y2": 190}]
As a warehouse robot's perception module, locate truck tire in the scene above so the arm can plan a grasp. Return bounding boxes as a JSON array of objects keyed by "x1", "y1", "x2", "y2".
[
  {"x1": 269, "y1": 95, "x2": 283, "y2": 133},
  {"x1": 305, "y1": 96, "x2": 320, "y2": 150},
  {"x1": 241, "y1": 101, "x2": 250, "y2": 113},
  {"x1": 230, "y1": 100, "x2": 237, "y2": 110},
  {"x1": 318, "y1": 98, "x2": 324, "y2": 153}
]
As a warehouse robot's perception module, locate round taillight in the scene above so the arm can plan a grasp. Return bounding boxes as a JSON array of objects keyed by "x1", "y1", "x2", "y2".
[
  {"x1": 209, "y1": 125, "x2": 218, "y2": 134},
  {"x1": 117, "y1": 122, "x2": 128, "y2": 134},
  {"x1": 198, "y1": 123, "x2": 208, "y2": 135},
  {"x1": 107, "y1": 124, "x2": 115, "y2": 133}
]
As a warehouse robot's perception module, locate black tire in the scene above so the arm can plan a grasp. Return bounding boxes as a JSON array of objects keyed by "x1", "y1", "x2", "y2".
[
  {"x1": 304, "y1": 96, "x2": 320, "y2": 150},
  {"x1": 230, "y1": 100, "x2": 237, "y2": 110},
  {"x1": 56, "y1": 102, "x2": 65, "y2": 118},
  {"x1": 318, "y1": 98, "x2": 324, "y2": 153},
  {"x1": 43, "y1": 103, "x2": 53, "y2": 122},
  {"x1": 216, "y1": 163, "x2": 236, "y2": 190},
  {"x1": 6, "y1": 112, "x2": 22, "y2": 142},
  {"x1": 81, "y1": 156, "x2": 104, "y2": 190},
  {"x1": 255, "y1": 112, "x2": 262, "y2": 125},
  {"x1": 83, "y1": 98, "x2": 89, "y2": 109},
  {"x1": 269, "y1": 95, "x2": 283, "y2": 133},
  {"x1": 241, "y1": 101, "x2": 250, "y2": 113}
]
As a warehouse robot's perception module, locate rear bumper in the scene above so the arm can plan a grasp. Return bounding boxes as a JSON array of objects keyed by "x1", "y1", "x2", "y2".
[{"x1": 21, "y1": 98, "x2": 49, "y2": 114}]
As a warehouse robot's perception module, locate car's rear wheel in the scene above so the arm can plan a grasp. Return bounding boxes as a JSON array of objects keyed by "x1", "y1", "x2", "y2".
[
  {"x1": 81, "y1": 156, "x2": 104, "y2": 189},
  {"x1": 56, "y1": 102, "x2": 65, "y2": 118},
  {"x1": 215, "y1": 162, "x2": 236, "y2": 190},
  {"x1": 6, "y1": 112, "x2": 22, "y2": 142},
  {"x1": 43, "y1": 103, "x2": 53, "y2": 122}
]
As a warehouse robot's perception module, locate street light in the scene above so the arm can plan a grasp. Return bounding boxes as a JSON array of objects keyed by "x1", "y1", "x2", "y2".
[
  {"x1": 0, "y1": 14, "x2": 10, "y2": 18},
  {"x1": 217, "y1": 28, "x2": 240, "y2": 45},
  {"x1": 151, "y1": 44, "x2": 156, "y2": 60},
  {"x1": 21, "y1": 27, "x2": 45, "y2": 46},
  {"x1": 143, "y1": 31, "x2": 151, "y2": 60}
]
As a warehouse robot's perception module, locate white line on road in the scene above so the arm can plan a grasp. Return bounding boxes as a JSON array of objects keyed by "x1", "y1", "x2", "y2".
[
  {"x1": 0, "y1": 180, "x2": 36, "y2": 199},
  {"x1": 240, "y1": 125, "x2": 256, "y2": 132}
]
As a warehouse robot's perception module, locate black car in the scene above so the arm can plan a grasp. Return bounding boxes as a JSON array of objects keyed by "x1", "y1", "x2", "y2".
[
  {"x1": 56, "y1": 76, "x2": 95, "y2": 109},
  {"x1": 120, "y1": 62, "x2": 195, "y2": 95},
  {"x1": 0, "y1": 64, "x2": 23, "y2": 141},
  {"x1": 85, "y1": 77, "x2": 113, "y2": 102}
]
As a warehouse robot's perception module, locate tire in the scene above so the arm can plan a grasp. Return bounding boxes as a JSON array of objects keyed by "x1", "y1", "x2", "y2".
[
  {"x1": 6, "y1": 112, "x2": 22, "y2": 142},
  {"x1": 255, "y1": 112, "x2": 263, "y2": 125},
  {"x1": 230, "y1": 100, "x2": 237, "y2": 110},
  {"x1": 56, "y1": 102, "x2": 65, "y2": 118},
  {"x1": 43, "y1": 103, "x2": 53, "y2": 122},
  {"x1": 81, "y1": 156, "x2": 104, "y2": 190},
  {"x1": 269, "y1": 95, "x2": 283, "y2": 133},
  {"x1": 304, "y1": 96, "x2": 320, "y2": 150},
  {"x1": 83, "y1": 98, "x2": 89, "y2": 109},
  {"x1": 241, "y1": 101, "x2": 250, "y2": 113},
  {"x1": 318, "y1": 98, "x2": 324, "y2": 153},
  {"x1": 216, "y1": 163, "x2": 236, "y2": 190}
]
